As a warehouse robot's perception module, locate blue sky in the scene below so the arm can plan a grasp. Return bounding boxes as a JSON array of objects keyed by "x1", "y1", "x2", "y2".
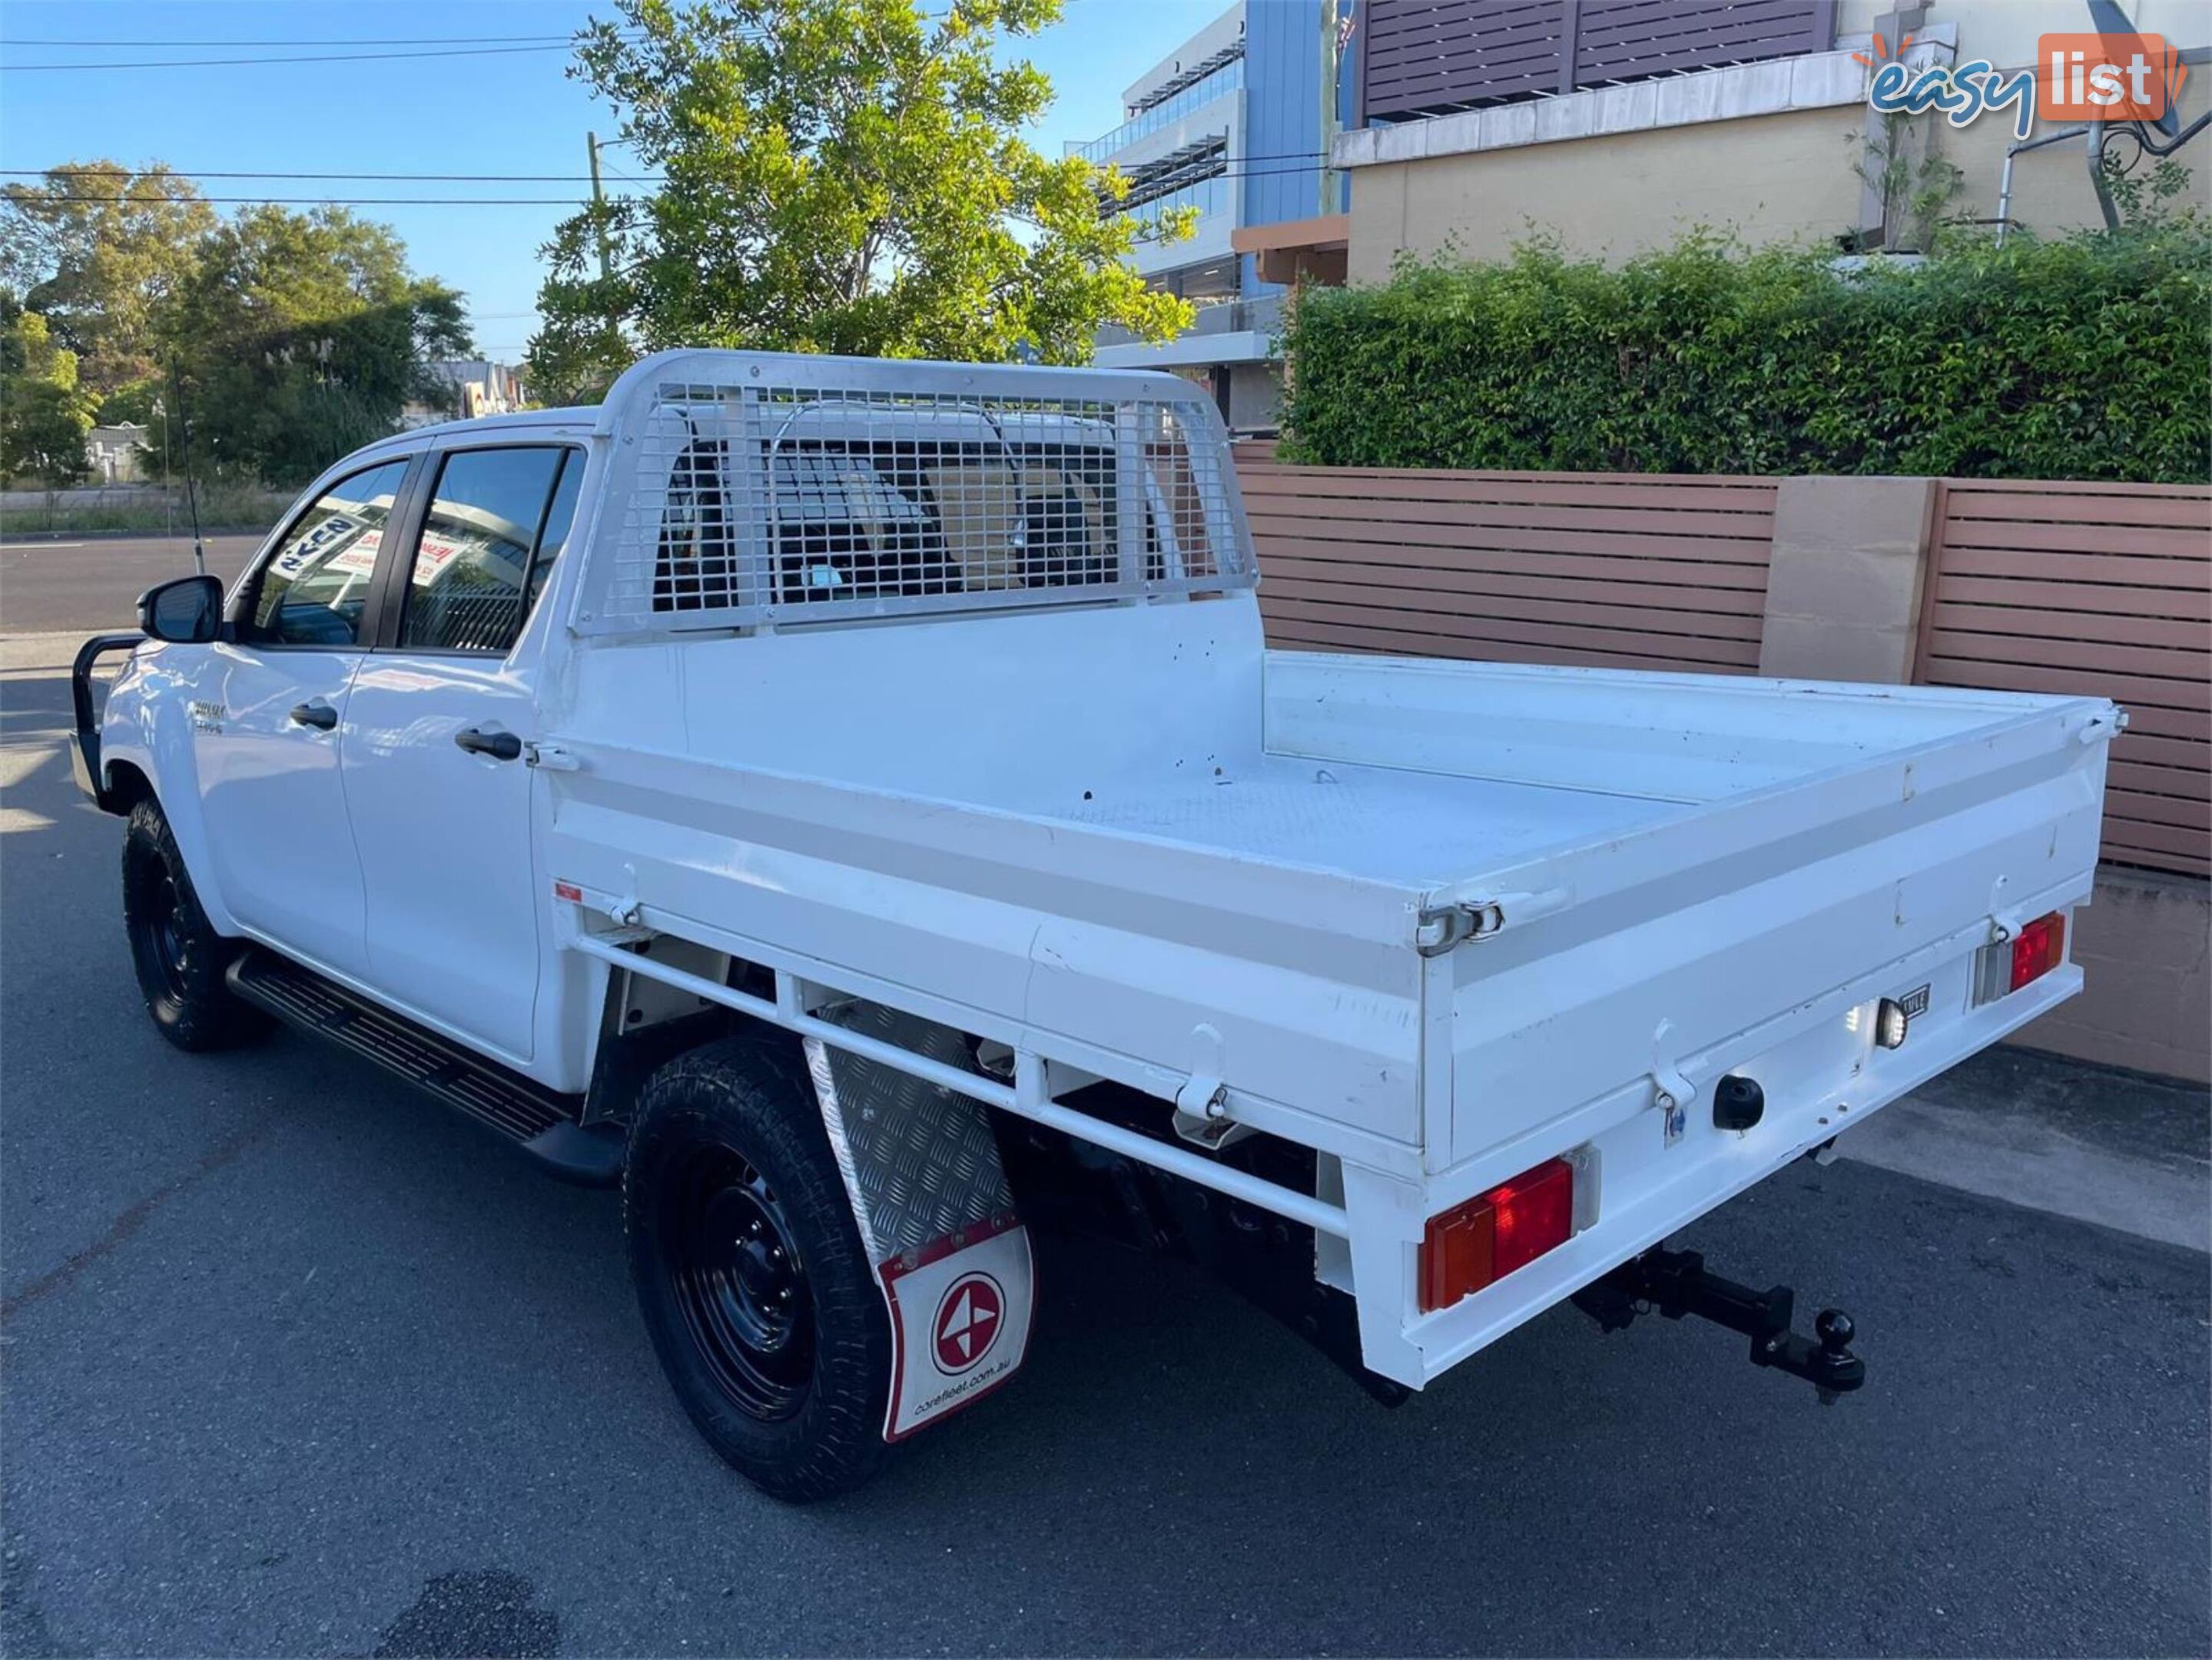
[{"x1": 0, "y1": 0, "x2": 1215, "y2": 361}]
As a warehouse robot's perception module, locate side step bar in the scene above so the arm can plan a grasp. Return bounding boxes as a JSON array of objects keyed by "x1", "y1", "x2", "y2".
[{"x1": 226, "y1": 948, "x2": 624, "y2": 1186}]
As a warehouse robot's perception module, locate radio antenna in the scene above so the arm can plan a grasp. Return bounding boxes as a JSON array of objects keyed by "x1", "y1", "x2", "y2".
[{"x1": 167, "y1": 362, "x2": 207, "y2": 576}]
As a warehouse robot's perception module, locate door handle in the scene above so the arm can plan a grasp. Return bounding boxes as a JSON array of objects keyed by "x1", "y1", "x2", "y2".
[
  {"x1": 454, "y1": 726, "x2": 523, "y2": 762},
  {"x1": 288, "y1": 701, "x2": 338, "y2": 730}
]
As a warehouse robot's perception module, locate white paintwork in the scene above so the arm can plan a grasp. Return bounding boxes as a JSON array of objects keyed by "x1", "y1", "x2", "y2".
[
  {"x1": 97, "y1": 349, "x2": 2117, "y2": 1396},
  {"x1": 192, "y1": 642, "x2": 371, "y2": 978},
  {"x1": 342, "y1": 651, "x2": 545, "y2": 1063}
]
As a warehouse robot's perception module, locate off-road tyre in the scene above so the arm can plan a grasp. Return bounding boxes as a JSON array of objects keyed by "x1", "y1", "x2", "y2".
[
  {"x1": 121, "y1": 797, "x2": 270, "y2": 1052},
  {"x1": 624, "y1": 1031, "x2": 893, "y2": 1502}
]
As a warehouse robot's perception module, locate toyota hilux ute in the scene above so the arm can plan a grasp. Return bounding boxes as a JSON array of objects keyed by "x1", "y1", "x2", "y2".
[{"x1": 72, "y1": 350, "x2": 2117, "y2": 1500}]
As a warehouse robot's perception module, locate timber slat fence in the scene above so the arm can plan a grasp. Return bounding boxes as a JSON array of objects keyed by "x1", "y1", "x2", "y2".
[
  {"x1": 1237, "y1": 460, "x2": 2212, "y2": 880},
  {"x1": 1358, "y1": 0, "x2": 1837, "y2": 124},
  {"x1": 1915, "y1": 479, "x2": 2211, "y2": 878},
  {"x1": 1242, "y1": 463, "x2": 1778, "y2": 675}
]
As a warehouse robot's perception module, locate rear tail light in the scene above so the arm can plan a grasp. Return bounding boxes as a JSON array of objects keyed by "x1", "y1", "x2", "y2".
[
  {"x1": 2011, "y1": 911, "x2": 2066, "y2": 991},
  {"x1": 1419, "y1": 1157, "x2": 1575, "y2": 1313},
  {"x1": 1973, "y1": 909, "x2": 2067, "y2": 1005}
]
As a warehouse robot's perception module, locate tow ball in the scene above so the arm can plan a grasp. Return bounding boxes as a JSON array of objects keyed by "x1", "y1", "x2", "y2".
[{"x1": 1570, "y1": 1246, "x2": 1866, "y2": 1403}]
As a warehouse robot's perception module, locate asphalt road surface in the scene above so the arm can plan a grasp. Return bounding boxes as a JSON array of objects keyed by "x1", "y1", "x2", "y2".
[
  {"x1": 2, "y1": 626, "x2": 2206, "y2": 1658},
  {"x1": 1, "y1": 533, "x2": 262, "y2": 634}
]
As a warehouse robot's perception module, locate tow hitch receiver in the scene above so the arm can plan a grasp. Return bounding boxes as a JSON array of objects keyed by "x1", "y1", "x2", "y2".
[{"x1": 1571, "y1": 1247, "x2": 1866, "y2": 1402}]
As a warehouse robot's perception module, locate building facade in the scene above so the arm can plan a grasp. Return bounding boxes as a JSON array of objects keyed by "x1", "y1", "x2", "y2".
[
  {"x1": 85, "y1": 423, "x2": 150, "y2": 484},
  {"x1": 1322, "y1": 0, "x2": 2209, "y2": 282},
  {"x1": 401, "y1": 360, "x2": 528, "y2": 430},
  {"x1": 1081, "y1": 0, "x2": 1355, "y2": 431}
]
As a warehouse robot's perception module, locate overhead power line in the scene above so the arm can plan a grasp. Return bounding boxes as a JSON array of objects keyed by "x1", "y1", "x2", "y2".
[
  {"x1": 14, "y1": 160, "x2": 1329, "y2": 211},
  {"x1": 0, "y1": 149, "x2": 1325, "y2": 188},
  {"x1": 1, "y1": 39, "x2": 625, "y2": 71},
  {"x1": 0, "y1": 33, "x2": 585, "y2": 47},
  {"x1": 2, "y1": 168, "x2": 642, "y2": 184},
  {"x1": 21, "y1": 194, "x2": 593, "y2": 206}
]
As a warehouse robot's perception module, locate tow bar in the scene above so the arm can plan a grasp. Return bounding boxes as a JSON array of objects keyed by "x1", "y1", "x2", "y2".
[{"x1": 1571, "y1": 1246, "x2": 1867, "y2": 1402}]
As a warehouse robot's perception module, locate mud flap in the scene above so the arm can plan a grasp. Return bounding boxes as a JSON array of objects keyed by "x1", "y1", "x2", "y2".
[{"x1": 803, "y1": 1008, "x2": 1034, "y2": 1443}]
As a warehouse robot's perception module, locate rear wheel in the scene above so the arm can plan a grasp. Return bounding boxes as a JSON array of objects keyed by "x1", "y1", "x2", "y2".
[
  {"x1": 121, "y1": 798, "x2": 269, "y2": 1052},
  {"x1": 624, "y1": 1032, "x2": 892, "y2": 1502}
]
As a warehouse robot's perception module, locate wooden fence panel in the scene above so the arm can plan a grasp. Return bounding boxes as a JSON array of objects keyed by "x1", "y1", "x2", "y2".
[
  {"x1": 1573, "y1": 0, "x2": 1836, "y2": 84},
  {"x1": 1360, "y1": 0, "x2": 1834, "y2": 124},
  {"x1": 1240, "y1": 463, "x2": 1778, "y2": 676},
  {"x1": 1915, "y1": 479, "x2": 2212, "y2": 878}
]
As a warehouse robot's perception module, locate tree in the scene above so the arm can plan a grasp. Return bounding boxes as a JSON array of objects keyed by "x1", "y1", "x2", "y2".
[
  {"x1": 0, "y1": 311, "x2": 98, "y2": 485},
  {"x1": 0, "y1": 162, "x2": 216, "y2": 396},
  {"x1": 159, "y1": 205, "x2": 473, "y2": 483},
  {"x1": 528, "y1": 0, "x2": 1194, "y2": 402}
]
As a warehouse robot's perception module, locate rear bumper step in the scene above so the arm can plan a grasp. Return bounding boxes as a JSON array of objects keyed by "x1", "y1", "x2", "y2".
[{"x1": 226, "y1": 949, "x2": 623, "y2": 1186}]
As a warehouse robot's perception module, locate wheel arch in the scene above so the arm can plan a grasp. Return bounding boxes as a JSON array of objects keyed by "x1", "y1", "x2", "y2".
[
  {"x1": 582, "y1": 937, "x2": 788, "y2": 1126},
  {"x1": 101, "y1": 718, "x2": 239, "y2": 937},
  {"x1": 103, "y1": 759, "x2": 155, "y2": 812}
]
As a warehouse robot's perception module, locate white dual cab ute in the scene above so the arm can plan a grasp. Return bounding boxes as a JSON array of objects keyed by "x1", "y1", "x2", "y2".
[{"x1": 75, "y1": 350, "x2": 2117, "y2": 1499}]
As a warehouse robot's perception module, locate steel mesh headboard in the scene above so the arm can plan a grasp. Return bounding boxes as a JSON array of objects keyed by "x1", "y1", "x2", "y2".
[{"x1": 572, "y1": 350, "x2": 1256, "y2": 636}]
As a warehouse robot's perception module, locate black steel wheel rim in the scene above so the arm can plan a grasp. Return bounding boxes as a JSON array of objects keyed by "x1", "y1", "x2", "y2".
[
  {"x1": 661, "y1": 1138, "x2": 814, "y2": 1421},
  {"x1": 126, "y1": 846, "x2": 190, "y2": 1005}
]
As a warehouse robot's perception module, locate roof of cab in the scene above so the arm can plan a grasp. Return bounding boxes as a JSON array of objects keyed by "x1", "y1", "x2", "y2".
[{"x1": 353, "y1": 406, "x2": 597, "y2": 460}]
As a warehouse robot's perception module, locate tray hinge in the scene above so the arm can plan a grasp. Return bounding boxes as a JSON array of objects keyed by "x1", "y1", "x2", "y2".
[{"x1": 1414, "y1": 902, "x2": 1505, "y2": 956}]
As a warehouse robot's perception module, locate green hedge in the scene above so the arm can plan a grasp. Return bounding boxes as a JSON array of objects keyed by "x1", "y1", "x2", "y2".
[{"x1": 1277, "y1": 225, "x2": 2211, "y2": 482}]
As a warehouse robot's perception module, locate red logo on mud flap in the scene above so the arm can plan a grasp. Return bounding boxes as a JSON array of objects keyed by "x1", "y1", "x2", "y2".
[{"x1": 930, "y1": 1273, "x2": 1003, "y2": 1375}]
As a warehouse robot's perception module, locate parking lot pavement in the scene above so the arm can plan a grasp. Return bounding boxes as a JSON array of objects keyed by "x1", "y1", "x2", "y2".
[
  {"x1": 0, "y1": 534, "x2": 260, "y2": 635},
  {"x1": 2, "y1": 630, "x2": 2207, "y2": 1658}
]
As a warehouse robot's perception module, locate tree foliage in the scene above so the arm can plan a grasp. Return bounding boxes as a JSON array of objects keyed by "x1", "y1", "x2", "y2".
[
  {"x1": 2, "y1": 161, "x2": 477, "y2": 486},
  {"x1": 1278, "y1": 223, "x2": 2212, "y2": 483},
  {"x1": 0, "y1": 162, "x2": 216, "y2": 397},
  {"x1": 529, "y1": 0, "x2": 1194, "y2": 403},
  {"x1": 159, "y1": 205, "x2": 473, "y2": 483},
  {"x1": 0, "y1": 310, "x2": 100, "y2": 485}
]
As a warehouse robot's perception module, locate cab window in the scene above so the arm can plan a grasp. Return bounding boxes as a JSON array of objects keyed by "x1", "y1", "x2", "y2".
[
  {"x1": 245, "y1": 460, "x2": 410, "y2": 648},
  {"x1": 398, "y1": 446, "x2": 579, "y2": 654}
]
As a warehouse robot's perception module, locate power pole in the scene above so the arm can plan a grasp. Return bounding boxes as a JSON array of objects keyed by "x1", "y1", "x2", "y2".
[
  {"x1": 587, "y1": 131, "x2": 614, "y2": 290},
  {"x1": 1318, "y1": 0, "x2": 1341, "y2": 220},
  {"x1": 587, "y1": 131, "x2": 623, "y2": 350}
]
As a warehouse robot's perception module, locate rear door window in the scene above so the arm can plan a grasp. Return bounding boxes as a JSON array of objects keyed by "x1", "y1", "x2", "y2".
[{"x1": 397, "y1": 446, "x2": 578, "y2": 654}]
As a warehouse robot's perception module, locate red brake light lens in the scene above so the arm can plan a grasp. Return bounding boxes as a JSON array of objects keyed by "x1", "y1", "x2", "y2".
[
  {"x1": 1419, "y1": 1157, "x2": 1575, "y2": 1313},
  {"x1": 2010, "y1": 911, "x2": 2066, "y2": 991}
]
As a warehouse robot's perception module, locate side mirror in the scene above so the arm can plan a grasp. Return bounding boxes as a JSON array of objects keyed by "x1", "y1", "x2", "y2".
[{"x1": 138, "y1": 574, "x2": 224, "y2": 644}]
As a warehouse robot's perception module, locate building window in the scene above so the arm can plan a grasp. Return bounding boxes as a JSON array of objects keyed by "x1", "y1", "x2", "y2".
[
  {"x1": 1073, "y1": 55, "x2": 1244, "y2": 162},
  {"x1": 1111, "y1": 138, "x2": 1229, "y2": 218}
]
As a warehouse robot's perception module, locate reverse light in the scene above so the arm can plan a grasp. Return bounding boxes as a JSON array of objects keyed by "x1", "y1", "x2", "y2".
[
  {"x1": 1419, "y1": 1157, "x2": 1575, "y2": 1313},
  {"x1": 1875, "y1": 998, "x2": 1910, "y2": 1049}
]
